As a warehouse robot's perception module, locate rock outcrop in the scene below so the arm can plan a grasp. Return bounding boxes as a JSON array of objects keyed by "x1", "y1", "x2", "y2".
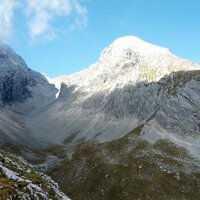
[{"x1": 0, "y1": 149, "x2": 70, "y2": 200}]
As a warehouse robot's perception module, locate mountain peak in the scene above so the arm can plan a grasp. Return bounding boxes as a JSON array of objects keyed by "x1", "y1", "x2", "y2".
[
  {"x1": 99, "y1": 36, "x2": 171, "y2": 66},
  {"x1": 111, "y1": 36, "x2": 170, "y2": 55},
  {"x1": 54, "y1": 36, "x2": 199, "y2": 96},
  {"x1": 0, "y1": 43, "x2": 28, "y2": 73},
  {"x1": 0, "y1": 43, "x2": 15, "y2": 53}
]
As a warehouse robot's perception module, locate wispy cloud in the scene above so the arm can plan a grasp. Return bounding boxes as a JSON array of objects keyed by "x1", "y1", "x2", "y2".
[
  {"x1": 0, "y1": 0, "x2": 88, "y2": 42},
  {"x1": 70, "y1": 0, "x2": 88, "y2": 29},
  {"x1": 0, "y1": 0, "x2": 18, "y2": 42}
]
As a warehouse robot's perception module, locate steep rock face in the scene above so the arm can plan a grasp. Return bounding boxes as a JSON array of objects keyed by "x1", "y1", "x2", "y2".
[
  {"x1": 0, "y1": 44, "x2": 33, "y2": 105},
  {"x1": 0, "y1": 71, "x2": 33, "y2": 104},
  {"x1": 0, "y1": 44, "x2": 56, "y2": 106},
  {"x1": 144, "y1": 70, "x2": 200, "y2": 157},
  {"x1": 0, "y1": 44, "x2": 57, "y2": 147}
]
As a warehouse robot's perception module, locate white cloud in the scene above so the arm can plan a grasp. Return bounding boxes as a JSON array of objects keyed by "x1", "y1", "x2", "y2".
[
  {"x1": 26, "y1": 0, "x2": 88, "y2": 41},
  {"x1": 70, "y1": 0, "x2": 88, "y2": 30},
  {"x1": 0, "y1": 0, "x2": 88, "y2": 42},
  {"x1": 0, "y1": 0, "x2": 17, "y2": 41}
]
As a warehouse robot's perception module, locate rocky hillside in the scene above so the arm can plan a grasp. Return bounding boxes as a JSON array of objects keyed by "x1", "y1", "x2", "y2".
[
  {"x1": 0, "y1": 44, "x2": 48, "y2": 105},
  {"x1": 0, "y1": 43, "x2": 57, "y2": 147},
  {"x1": 0, "y1": 149, "x2": 70, "y2": 200},
  {"x1": 29, "y1": 36, "x2": 200, "y2": 150}
]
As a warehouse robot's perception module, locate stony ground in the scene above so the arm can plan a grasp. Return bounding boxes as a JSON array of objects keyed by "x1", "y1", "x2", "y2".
[{"x1": 0, "y1": 149, "x2": 70, "y2": 200}]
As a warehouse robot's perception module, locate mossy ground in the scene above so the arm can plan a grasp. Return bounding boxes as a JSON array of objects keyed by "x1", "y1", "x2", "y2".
[
  {"x1": 0, "y1": 176, "x2": 17, "y2": 199},
  {"x1": 46, "y1": 126, "x2": 200, "y2": 200},
  {"x1": 0, "y1": 149, "x2": 60, "y2": 200}
]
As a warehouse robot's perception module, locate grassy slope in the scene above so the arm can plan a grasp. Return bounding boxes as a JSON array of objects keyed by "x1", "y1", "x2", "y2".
[
  {"x1": 0, "y1": 149, "x2": 63, "y2": 200},
  {"x1": 47, "y1": 126, "x2": 200, "y2": 200}
]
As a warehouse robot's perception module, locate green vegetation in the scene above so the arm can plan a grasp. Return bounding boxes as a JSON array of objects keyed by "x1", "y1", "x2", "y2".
[
  {"x1": 47, "y1": 126, "x2": 200, "y2": 200},
  {"x1": 0, "y1": 176, "x2": 16, "y2": 199},
  {"x1": 23, "y1": 172, "x2": 44, "y2": 185},
  {"x1": 0, "y1": 149, "x2": 63, "y2": 200},
  {"x1": 17, "y1": 181, "x2": 28, "y2": 189}
]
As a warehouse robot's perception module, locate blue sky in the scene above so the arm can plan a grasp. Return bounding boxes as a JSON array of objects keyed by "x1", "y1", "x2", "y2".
[{"x1": 0, "y1": 0, "x2": 200, "y2": 77}]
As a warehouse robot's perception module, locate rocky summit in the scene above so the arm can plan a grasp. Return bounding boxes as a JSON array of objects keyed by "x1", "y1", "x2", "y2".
[{"x1": 0, "y1": 36, "x2": 200, "y2": 199}]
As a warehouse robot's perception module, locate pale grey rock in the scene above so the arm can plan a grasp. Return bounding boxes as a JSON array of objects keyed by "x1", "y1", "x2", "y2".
[{"x1": 0, "y1": 150, "x2": 71, "y2": 200}]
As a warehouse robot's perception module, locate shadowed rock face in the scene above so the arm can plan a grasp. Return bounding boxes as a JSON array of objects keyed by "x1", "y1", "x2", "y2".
[
  {"x1": 0, "y1": 44, "x2": 54, "y2": 106},
  {"x1": 0, "y1": 71, "x2": 34, "y2": 104},
  {"x1": 0, "y1": 44, "x2": 57, "y2": 147},
  {"x1": 0, "y1": 45, "x2": 32, "y2": 105}
]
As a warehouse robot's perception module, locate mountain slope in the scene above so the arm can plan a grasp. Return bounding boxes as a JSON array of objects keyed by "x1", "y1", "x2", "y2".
[
  {"x1": 0, "y1": 43, "x2": 57, "y2": 147},
  {"x1": 0, "y1": 149, "x2": 70, "y2": 199},
  {"x1": 28, "y1": 36, "x2": 200, "y2": 149},
  {"x1": 47, "y1": 127, "x2": 200, "y2": 200}
]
